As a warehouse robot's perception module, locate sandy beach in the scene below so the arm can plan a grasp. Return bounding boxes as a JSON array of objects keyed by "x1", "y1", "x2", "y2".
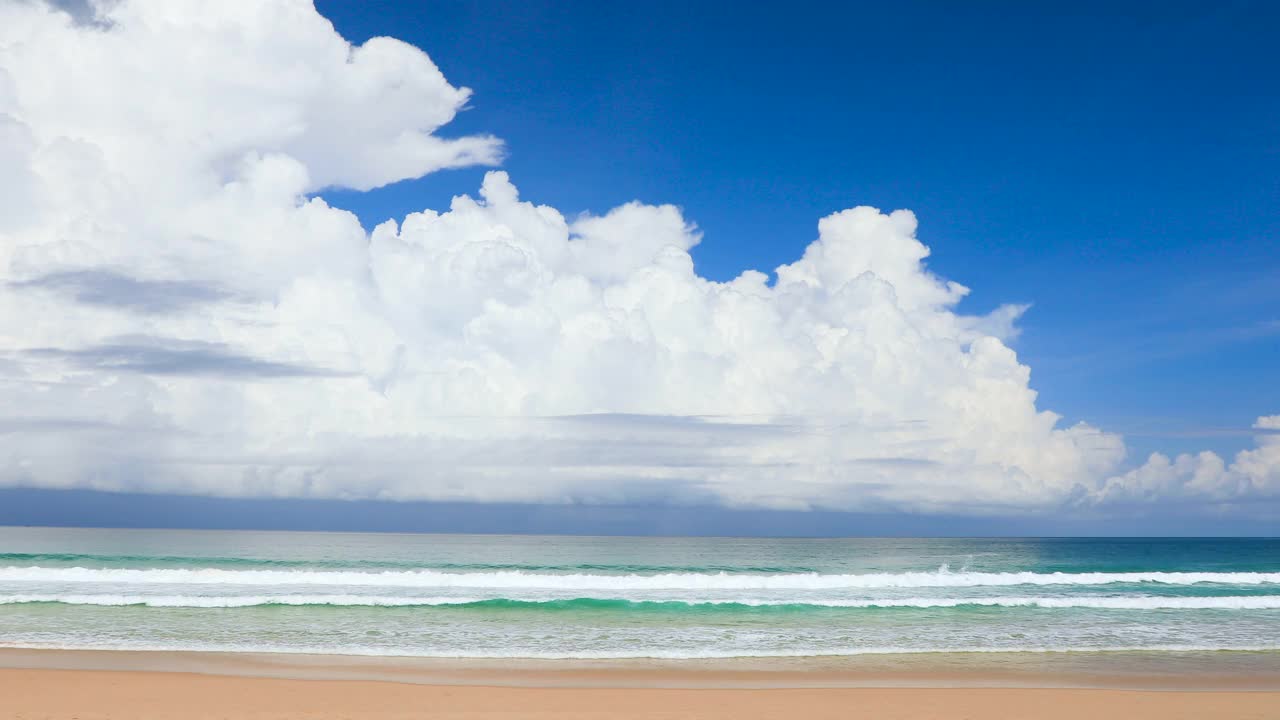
[
  {"x1": 3, "y1": 666, "x2": 1279, "y2": 720},
  {"x1": 2, "y1": 649, "x2": 1279, "y2": 720}
]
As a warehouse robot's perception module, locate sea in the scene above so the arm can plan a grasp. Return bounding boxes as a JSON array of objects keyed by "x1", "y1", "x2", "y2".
[{"x1": 0, "y1": 527, "x2": 1277, "y2": 664}]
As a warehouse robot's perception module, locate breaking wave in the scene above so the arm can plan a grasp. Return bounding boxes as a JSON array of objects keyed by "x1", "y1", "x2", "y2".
[{"x1": 2, "y1": 566, "x2": 1278, "y2": 589}]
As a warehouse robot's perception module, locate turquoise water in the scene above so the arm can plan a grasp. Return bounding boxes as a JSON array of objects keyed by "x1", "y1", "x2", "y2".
[{"x1": 0, "y1": 528, "x2": 1277, "y2": 659}]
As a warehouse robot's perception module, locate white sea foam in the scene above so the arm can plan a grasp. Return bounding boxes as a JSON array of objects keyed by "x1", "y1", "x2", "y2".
[
  {"x1": 2, "y1": 566, "x2": 1279, "y2": 590},
  {"x1": 0, "y1": 639, "x2": 1276, "y2": 660},
  {"x1": 3, "y1": 593, "x2": 1279, "y2": 610}
]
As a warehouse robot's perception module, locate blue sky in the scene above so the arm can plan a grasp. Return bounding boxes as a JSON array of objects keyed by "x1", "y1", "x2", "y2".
[
  {"x1": 319, "y1": 0, "x2": 1279, "y2": 460},
  {"x1": 1, "y1": 0, "x2": 1277, "y2": 534}
]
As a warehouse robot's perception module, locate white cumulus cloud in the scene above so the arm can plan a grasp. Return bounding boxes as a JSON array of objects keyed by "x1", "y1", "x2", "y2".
[{"x1": 0, "y1": 0, "x2": 1275, "y2": 516}]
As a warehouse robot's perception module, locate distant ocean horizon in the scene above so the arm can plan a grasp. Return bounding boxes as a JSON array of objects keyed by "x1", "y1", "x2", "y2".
[{"x1": 0, "y1": 527, "x2": 1277, "y2": 662}]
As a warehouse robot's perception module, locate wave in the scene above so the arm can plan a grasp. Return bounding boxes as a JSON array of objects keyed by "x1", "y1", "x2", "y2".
[
  {"x1": 3, "y1": 594, "x2": 1279, "y2": 610},
  {"x1": 2, "y1": 566, "x2": 1279, "y2": 590},
  {"x1": 1, "y1": 639, "x2": 1276, "y2": 660}
]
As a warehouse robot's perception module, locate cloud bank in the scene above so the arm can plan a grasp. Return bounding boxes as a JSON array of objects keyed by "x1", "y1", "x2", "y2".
[{"x1": 0, "y1": 0, "x2": 1275, "y2": 516}]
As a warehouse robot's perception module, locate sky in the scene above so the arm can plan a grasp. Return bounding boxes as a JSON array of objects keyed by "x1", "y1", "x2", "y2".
[{"x1": 0, "y1": 0, "x2": 1276, "y2": 535}]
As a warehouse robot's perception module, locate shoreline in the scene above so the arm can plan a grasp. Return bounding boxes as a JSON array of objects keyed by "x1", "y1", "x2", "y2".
[{"x1": 2, "y1": 647, "x2": 1278, "y2": 690}]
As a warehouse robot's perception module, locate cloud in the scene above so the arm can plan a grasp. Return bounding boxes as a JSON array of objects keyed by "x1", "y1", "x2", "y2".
[
  {"x1": 23, "y1": 337, "x2": 350, "y2": 378},
  {"x1": 0, "y1": 0, "x2": 1275, "y2": 517},
  {"x1": 1095, "y1": 416, "x2": 1280, "y2": 506},
  {"x1": 13, "y1": 270, "x2": 231, "y2": 313}
]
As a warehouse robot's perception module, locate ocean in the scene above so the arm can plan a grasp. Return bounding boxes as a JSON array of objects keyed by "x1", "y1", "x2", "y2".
[{"x1": 0, "y1": 527, "x2": 1277, "y2": 662}]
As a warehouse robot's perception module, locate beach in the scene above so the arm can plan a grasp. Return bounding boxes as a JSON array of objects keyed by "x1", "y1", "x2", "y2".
[
  {"x1": 4, "y1": 0, "x2": 1276, "y2": 714},
  {"x1": 3, "y1": 663, "x2": 1279, "y2": 720},
  {"x1": 2, "y1": 529, "x2": 1278, "y2": 717}
]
